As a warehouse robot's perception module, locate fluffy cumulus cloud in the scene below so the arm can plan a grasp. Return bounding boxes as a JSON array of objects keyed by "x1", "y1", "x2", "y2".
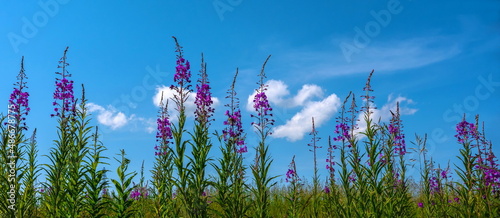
[
  {"x1": 87, "y1": 103, "x2": 131, "y2": 130},
  {"x1": 152, "y1": 85, "x2": 220, "y2": 117},
  {"x1": 246, "y1": 80, "x2": 324, "y2": 111},
  {"x1": 87, "y1": 103, "x2": 156, "y2": 132},
  {"x1": 246, "y1": 80, "x2": 341, "y2": 142},
  {"x1": 273, "y1": 94, "x2": 341, "y2": 142}
]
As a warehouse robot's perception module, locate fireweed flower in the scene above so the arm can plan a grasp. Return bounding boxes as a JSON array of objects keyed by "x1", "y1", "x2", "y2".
[
  {"x1": 51, "y1": 47, "x2": 75, "y2": 118},
  {"x1": 333, "y1": 123, "x2": 350, "y2": 142},
  {"x1": 388, "y1": 102, "x2": 406, "y2": 155},
  {"x1": 323, "y1": 186, "x2": 331, "y2": 194},
  {"x1": 251, "y1": 57, "x2": 275, "y2": 133},
  {"x1": 130, "y1": 185, "x2": 149, "y2": 200},
  {"x1": 333, "y1": 93, "x2": 358, "y2": 147},
  {"x1": 285, "y1": 156, "x2": 300, "y2": 184},
  {"x1": 418, "y1": 202, "x2": 424, "y2": 208},
  {"x1": 222, "y1": 70, "x2": 247, "y2": 154},
  {"x1": 454, "y1": 120, "x2": 479, "y2": 144},
  {"x1": 170, "y1": 36, "x2": 192, "y2": 112},
  {"x1": 155, "y1": 95, "x2": 172, "y2": 156},
  {"x1": 361, "y1": 70, "x2": 376, "y2": 113},
  {"x1": 8, "y1": 56, "x2": 30, "y2": 130},
  {"x1": 194, "y1": 55, "x2": 214, "y2": 125}
]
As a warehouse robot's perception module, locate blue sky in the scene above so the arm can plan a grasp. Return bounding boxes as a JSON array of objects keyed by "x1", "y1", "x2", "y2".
[{"x1": 1, "y1": 0, "x2": 499, "y2": 185}]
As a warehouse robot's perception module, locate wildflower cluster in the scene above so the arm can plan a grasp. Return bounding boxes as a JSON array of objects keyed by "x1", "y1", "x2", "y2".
[
  {"x1": 130, "y1": 185, "x2": 149, "y2": 200},
  {"x1": 285, "y1": 156, "x2": 300, "y2": 184},
  {"x1": 172, "y1": 38, "x2": 191, "y2": 89},
  {"x1": 155, "y1": 97, "x2": 172, "y2": 156},
  {"x1": 194, "y1": 55, "x2": 214, "y2": 124},
  {"x1": 454, "y1": 120, "x2": 479, "y2": 143},
  {"x1": 8, "y1": 57, "x2": 30, "y2": 129},
  {"x1": 361, "y1": 69, "x2": 376, "y2": 112},
  {"x1": 51, "y1": 47, "x2": 75, "y2": 118},
  {"x1": 388, "y1": 102, "x2": 406, "y2": 155}
]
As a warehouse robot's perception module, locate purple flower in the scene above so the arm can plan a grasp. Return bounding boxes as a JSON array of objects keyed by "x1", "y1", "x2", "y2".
[
  {"x1": 222, "y1": 71, "x2": 247, "y2": 153},
  {"x1": 388, "y1": 102, "x2": 406, "y2": 156},
  {"x1": 251, "y1": 60, "x2": 275, "y2": 133},
  {"x1": 155, "y1": 96, "x2": 172, "y2": 156},
  {"x1": 361, "y1": 70, "x2": 376, "y2": 112},
  {"x1": 326, "y1": 137, "x2": 336, "y2": 178},
  {"x1": 194, "y1": 56, "x2": 214, "y2": 124},
  {"x1": 333, "y1": 123, "x2": 350, "y2": 142},
  {"x1": 170, "y1": 36, "x2": 192, "y2": 112},
  {"x1": 51, "y1": 47, "x2": 75, "y2": 118},
  {"x1": 286, "y1": 156, "x2": 300, "y2": 184},
  {"x1": 418, "y1": 202, "x2": 424, "y2": 208},
  {"x1": 323, "y1": 186, "x2": 331, "y2": 194},
  {"x1": 7, "y1": 56, "x2": 30, "y2": 129},
  {"x1": 429, "y1": 176, "x2": 439, "y2": 194},
  {"x1": 253, "y1": 92, "x2": 272, "y2": 117},
  {"x1": 172, "y1": 37, "x2": 191, "y2": 89},
  {"x1": 130, "y1": 184, "x2": 149, "y2": 200},
  {"x1": 441, "y1": 169, "x2": 448, "y2": 179},
  {"x1": 285, "y1": 169, "x2": 295, "y2": 183},
  {"x1": 454, "y1": 120, "x2": 479, "y2": 144},
  {"x1": 130, "y1": 189, "x2": 141, "y2": 200}
]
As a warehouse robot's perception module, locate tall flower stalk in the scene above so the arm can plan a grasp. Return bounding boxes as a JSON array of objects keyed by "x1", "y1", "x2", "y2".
[
  {"x1": 308, "y1": 117, "x2": 321, "y2": 217},
  {"x1": 250, "y1": 55, "x2": 277, "y2": 218},
  {"x1": 43, "y1": 47, "x2": 77, "y2": 217},
  {"x1": 83, "y1": 126, "x2": 109, "y2": 218},
  {"x1": 151, "y1": 94, "x2": 174, "y2": 217},
  {"x1": 187, "y1": 53, "x2": 214, "y2": 217},
  {"x1": 213, "y1": 69, "x2": 249, "y2": 217},
  {"x1": 170, "y1": 36, "x2": 192, "y2": 216},
  {"x1": 285, "y1": 156, "x2": 305, "y2": 218},
  {"x1": 1, "y1": 56, "x2": 33, "y2": 216}
]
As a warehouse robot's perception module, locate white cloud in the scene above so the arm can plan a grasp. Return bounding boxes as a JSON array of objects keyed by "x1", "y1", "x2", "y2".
[
  {"x1": 246, "y1": 80, "x2": 324, "y2": 111},
  {"x1": 87, "y1": 102, "x2": 157, "y2": 132},
  {"x1": 87, "y1": 103, "x2": 131, "y2": 130},
  {"x1": 152, "y1": 85, "x2": 220, "y2": 117},
  {"x1": 272, "y1": 94, "x2": 341, "y2": 142},
  {"x1": 268, "y1": 36, "x2": 462, "y2": 80},
  {"x1": 355, "y1": 95, "x2": 417, "y2": 135}
]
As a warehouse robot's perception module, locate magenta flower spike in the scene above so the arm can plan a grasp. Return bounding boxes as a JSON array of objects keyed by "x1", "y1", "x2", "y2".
[
  {"x1": 361, "y1": 69, "x2": 376, "y2": 113},
  {"x1": 155, "y1": 94, "x2": 172, "y2": 156},
  {"x1": 388, "y1": 102, "x2": 406, "y2": 156},
  {"x1": 170, "y1": 36, "x2": 192, "y2": 113},
  {"x1": 51, "y1": 47, "x2": 75, "y2": 118},
  {"x1": 194, "y1": 54, "x2": 214, "y2": 125},
  {"x1": 8, "y1": 56, "x2": 30, "y2": 130},
  {"x1": 251, "y1": 56, "x2": 274, "y2": 136},
  {"x1": 454, "y1": 120, "x2": 479, "y2": 144},
  {"x1": 222, "y1": 69, "x2": 247, "y2": 153}
]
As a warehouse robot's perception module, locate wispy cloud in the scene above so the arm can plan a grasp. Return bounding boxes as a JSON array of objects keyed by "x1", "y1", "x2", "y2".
[{"x1": 271, "y1": 35, "x2": 462, "y2": 80}]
